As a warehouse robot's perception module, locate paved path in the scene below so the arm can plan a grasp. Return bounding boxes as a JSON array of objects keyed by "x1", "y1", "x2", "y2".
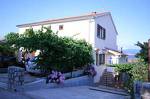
[
  {"x1": 0, "y1": 86, "x2": 129, "y2": 99},
  {"x1": 25, "y1": 86, "x2": 128, "y2": 99},
  {"x1": 0, "y1": 88, "x2": 32, "y2": 99}
]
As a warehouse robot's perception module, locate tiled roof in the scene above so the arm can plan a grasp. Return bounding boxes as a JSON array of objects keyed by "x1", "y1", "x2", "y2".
[
  {"x1": 105, "y1": 47, "x2": 128, "y2": 56},
  {"x1": 16, "y1": 12, "x2": 110, "y2": 28}
]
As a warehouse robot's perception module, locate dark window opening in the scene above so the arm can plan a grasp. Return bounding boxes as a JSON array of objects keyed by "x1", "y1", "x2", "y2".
[
  {"x1": 48, "y1": 25, "x2": 51, "y2": 30},
  {"x1": 99, "y1": 54, "x2": 105, "y2": 65},
  {"x1": 97, "y1": 24, "x2": 106, "y2": 40}
]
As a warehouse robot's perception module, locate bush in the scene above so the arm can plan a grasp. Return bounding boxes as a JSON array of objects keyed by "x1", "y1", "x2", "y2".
[
  {"x1": 129, "y1": 62, "x2": 148, "y2": 81},
  {"x1": 115, "y1": 62, "x2": 148, "y2": 81},
  {"x1": 114, "y1": 62, "x2": 148, "y2": 96},
  {"x1": 115, "y1": 63, "x2": 133, "y2": 73},
  {"x1": 0, "y1": 42, "x2": 17, "y2": 68}
]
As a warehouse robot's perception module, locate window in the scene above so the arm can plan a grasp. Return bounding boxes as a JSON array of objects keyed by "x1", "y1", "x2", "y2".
[
  {"x1": 96, "y1": 53, "x2": 98, "y2": 65},
  {"x1": 97, "y1": 24, "x2": 106, "y2": 40},
  {"x1": 59, "y1": 25, "x2": 63, "y2": 30},
  {"x1": 99, "y1": 54, "x2": 105, "y2": 65}
]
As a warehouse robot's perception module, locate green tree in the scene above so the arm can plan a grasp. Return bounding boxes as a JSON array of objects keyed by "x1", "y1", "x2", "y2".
[
  {"x1": 5, "y1": 32, "x2": 19, "y2": 47},
  {"x1": 135, "y1": 41, "x2": 148, "y2": 62},
  {"x1": 0, "y1": 42, "x2": 15, "y2": 56},
  {"x1": 5, "y1": 28, "x2": 94, "y2": 73}
]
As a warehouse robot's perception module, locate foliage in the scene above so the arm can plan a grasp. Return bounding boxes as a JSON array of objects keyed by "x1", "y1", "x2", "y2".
[
  {"x1": 135, "y1": 41, "x2": 148, "y2": 63},
  {"x1": 46, "y1": 70, "x2": 65, "y2": 84},
  {"x1": 0, "y1": 43, "x2": 15, "y2": 56},
  {"x1": 5, "y1": 27, "x2": 94, "y2": 72},
  {"x1": 114, "y1": 62, "x2": 148, "y2": 95},
  {"x1": 5, "y1": 32, "x2": 19, "y2": 47},
  {"x1": 0, "y1": 41, "x2": 17, "y2": 68},
  {"x1": 129, "y1": 62, "x2": 148, "y2": 81},
  {"x1": 114, "y1": 63, "x2": 134, "y2": 73},
  {"x1": 115, "y1": 62, "x2": 148, "y2": 81}
]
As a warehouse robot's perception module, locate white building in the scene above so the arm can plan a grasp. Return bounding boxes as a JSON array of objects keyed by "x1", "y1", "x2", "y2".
[{"x1": 17, "y1": 12, "x2": 127, "y2": 66}]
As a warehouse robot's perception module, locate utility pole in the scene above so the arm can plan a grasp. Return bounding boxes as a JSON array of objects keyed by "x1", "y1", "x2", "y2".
[{"x1": 148, "y1": 39, "x2": 150, "y2": 81}]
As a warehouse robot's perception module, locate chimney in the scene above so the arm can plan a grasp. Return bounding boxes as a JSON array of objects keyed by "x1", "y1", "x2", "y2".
[
  {"x1": 91, "y1": 12, "x2": 97, "y2": 15},
  {"x1": 121, "y1": 47, "x2": 123, "y2": 53}
]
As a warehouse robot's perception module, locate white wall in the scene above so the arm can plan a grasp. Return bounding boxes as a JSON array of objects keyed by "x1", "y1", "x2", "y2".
[
  {"x1": 94, "y1": 65, "x2": 106, "y2": 83},
  {"x1": 18, "y1": 15, "x2": 118, "y2": 51},
  {"x1": 94, "y1": 14, "x2": 118, "y2": 51},
  {"x1": 18, "y1": 19, "x2": 95, "y2": 45}
]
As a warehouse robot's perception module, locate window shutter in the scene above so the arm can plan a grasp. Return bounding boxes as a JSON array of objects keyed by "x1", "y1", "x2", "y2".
[
  {"x1": 102, "y1": 54, "x2": 105, "y2": 64},
  {"x1": 97, "y1": 24, "x2": 100, "y2": 38},
  {"x1": 103, "y1": 29, "x2": 106, "y2": 40}
]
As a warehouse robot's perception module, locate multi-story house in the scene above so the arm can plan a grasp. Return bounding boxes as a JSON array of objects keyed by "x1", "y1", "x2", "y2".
[{"x1": 17, "y1": 12, "x2": 127, "y2": 66}]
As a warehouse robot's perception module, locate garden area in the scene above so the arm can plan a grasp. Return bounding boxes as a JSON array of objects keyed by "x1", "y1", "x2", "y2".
[{"x1": 0, "y1": 27, "x2": 150, "y2": 98}]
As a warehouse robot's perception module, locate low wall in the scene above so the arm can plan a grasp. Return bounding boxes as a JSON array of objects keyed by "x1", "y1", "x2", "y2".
[
  {"x1": 50, "y1": 75, "x2": 94, "y2": 88},
  {"x1": 64, "y1": 70, "x2": 84, "y2": 78},
  {"x1": 23, "y1": 76, "x2": 94, "y2": 91}
]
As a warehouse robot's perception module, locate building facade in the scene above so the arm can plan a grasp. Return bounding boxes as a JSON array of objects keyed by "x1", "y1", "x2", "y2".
[{"x1": 17, "y1": 12, "x2": 127, "y2": 66}]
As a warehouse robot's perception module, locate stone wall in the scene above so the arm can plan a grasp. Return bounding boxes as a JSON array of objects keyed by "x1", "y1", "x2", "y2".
[{"x1": 8, "y1": 66, "x2": 24, "y2": 91}]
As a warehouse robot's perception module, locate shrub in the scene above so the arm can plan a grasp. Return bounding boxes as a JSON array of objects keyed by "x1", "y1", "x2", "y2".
[
  {"x1": 115, "y1": 62, "x2": 148, "y2": 81},
  {"x1": 129, "y1": 62, "x2": 148, "y2": 81},
  {"x1": 0, "y1": 41, "x2": 17, "y2": 68},
  {"x1": 114, "y1": 62, "x2": 148, "y2": 95},
  {"x1": 0, "y1": 43, "x2": 15, "y2": 56},
  {"x1": 115, "y1": 63, "x2": 133, "y2": 73}
]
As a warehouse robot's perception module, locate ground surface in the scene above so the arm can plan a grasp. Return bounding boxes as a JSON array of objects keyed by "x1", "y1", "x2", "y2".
[
  {"x1": 0, "y1": 86, "x2": 129, "y2": 99},
  {"x1": 24, "y1": 86, "x2": 128, "y2": 99},
  {"x1": 0, "y1": 73, "x2": 129, "y2": 99},
  {"x1": 0, "y1": 88, "x2": 33, "y2": 99}
]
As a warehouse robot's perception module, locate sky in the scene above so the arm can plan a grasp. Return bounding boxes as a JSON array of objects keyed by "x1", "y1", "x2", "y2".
[{"x1": 0, "y1": 0, "x2": 150, "y2": 49}]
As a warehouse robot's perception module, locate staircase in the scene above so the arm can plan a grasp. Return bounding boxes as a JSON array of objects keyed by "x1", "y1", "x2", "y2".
[{"x1": 99, "y1": 69, "x2": 115, "y2": 87}]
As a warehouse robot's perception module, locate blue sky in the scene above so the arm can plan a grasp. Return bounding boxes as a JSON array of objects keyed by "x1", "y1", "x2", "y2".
[{"x1": 0, "y1": 0, "x2": 150, "y2": 49}]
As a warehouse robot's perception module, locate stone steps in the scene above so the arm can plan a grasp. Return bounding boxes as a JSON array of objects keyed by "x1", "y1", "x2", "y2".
[{"x1": 99, "y1": 69, "x2": 115, "y2": 87}]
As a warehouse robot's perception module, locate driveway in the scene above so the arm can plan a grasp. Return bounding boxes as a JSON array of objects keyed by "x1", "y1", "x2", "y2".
[{"x1": 25, "y1": 86, "x2": 128, "y2": 99}]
